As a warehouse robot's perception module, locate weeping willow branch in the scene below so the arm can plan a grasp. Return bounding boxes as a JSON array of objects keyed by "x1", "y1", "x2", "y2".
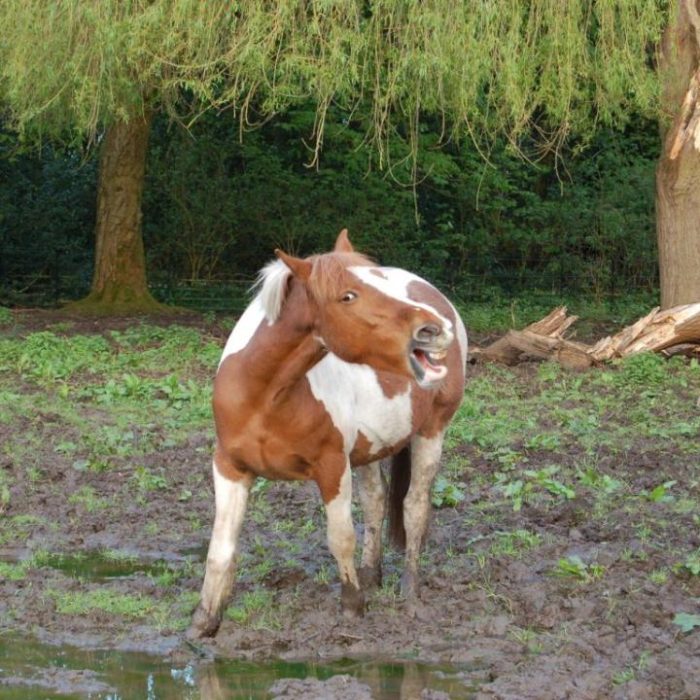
[{"x1": 0, "y1": 0, "x2": 671, "y2": 163}]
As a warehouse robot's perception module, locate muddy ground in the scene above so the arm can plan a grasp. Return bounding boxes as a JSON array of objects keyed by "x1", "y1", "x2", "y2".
[{"x1": 1, "y1": 311, "x2": 699, "y2": 699}]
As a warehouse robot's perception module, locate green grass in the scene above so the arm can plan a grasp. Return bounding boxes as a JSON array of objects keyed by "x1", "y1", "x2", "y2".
[
  {"x1": 47, "y1": 587, "x2": 161, "y2": 618},
  {"x1": 458, "y1": 290, "x2": 658, "y2": 334},
  {"x1": 0, "y1": 561, "x2": 29, "y2": 581}
]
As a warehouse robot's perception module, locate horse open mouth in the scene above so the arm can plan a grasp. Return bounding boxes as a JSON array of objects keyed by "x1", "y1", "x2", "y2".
[{"x1": 409, "y1": 346, "x2": 448, "y2": 386}]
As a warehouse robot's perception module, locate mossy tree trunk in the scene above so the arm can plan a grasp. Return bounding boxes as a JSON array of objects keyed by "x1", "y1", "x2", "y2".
[
  {"x1": 68, "y1": 113, "x2": 166, "y2": 314},
  {"x1": 656, "y1": 1, "x2": 700, "y2": 309}
]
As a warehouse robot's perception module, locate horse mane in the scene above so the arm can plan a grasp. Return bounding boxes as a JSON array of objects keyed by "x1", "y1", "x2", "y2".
[
  {"x1": 254, "y1": 259, "x2": 293, "y2": 323},
  {"x1": 254, "y1": 251, "x2": 373, "y2": 322}
]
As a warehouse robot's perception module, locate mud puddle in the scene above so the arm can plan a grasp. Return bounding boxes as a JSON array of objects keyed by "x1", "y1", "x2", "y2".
[{"x1": 0, "y1": 635, "x2": 478, "y2": 699}]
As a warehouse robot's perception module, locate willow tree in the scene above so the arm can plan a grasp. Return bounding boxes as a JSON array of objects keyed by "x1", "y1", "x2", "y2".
[{"x1": 0, "y1": 1, "x2": 696, "y2": 311}]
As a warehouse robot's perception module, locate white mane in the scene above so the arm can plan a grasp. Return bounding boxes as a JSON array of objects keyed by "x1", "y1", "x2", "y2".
[{"x1": 253, "y1": 258, "x2": 293, "y2": 323}]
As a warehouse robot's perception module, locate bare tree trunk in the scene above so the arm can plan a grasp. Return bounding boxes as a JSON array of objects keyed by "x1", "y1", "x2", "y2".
[
  {"x1": 67, "y1": 113, "x2": 166, "y2": 314},
  {"x1": 657, "y1": 1, "x2": 700, "y2": 309}
]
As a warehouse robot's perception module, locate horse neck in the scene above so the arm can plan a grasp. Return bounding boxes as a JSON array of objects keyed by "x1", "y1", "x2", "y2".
[{"x1": 247, "y1": 283, "x2": 326, "y2": 400}]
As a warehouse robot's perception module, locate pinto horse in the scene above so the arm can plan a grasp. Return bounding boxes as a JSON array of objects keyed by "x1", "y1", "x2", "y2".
[{"x1": 189, "y1": 230, "x2": 467, "y2": 638}]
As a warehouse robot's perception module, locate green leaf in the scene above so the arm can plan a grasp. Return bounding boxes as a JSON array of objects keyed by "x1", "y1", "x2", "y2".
[{"x1": 672, "y1": 613, "x2": 700, "y2": 633}]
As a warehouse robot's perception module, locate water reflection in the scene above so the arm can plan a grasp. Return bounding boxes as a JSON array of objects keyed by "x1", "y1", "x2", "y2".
[{"x1": 0, "y1": 635, "x2": 477, "y2": 699}]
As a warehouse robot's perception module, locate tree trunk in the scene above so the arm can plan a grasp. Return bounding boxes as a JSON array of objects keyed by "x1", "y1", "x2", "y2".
[
  {"x1": 656, "y1": 1, "x2": 700, "y2": 309},
  {"x1": 67, "y1": 113, "x2": 166, "y2": 314}
]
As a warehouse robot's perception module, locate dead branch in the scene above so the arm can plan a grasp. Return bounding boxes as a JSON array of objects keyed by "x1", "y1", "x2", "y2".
[{"x1": 472, "y1": 303, "x2": 700, "y2": 368}]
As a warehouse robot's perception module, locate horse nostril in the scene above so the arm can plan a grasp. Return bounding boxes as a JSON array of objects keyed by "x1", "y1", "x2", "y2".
[{"x1": 415, "y1": 323, "x2": 441, "y2": 343}]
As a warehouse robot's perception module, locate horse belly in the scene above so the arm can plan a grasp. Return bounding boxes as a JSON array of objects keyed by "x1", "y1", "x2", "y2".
[{"x1": 217, "y1": 397, "x2": 339, "y2": 481}]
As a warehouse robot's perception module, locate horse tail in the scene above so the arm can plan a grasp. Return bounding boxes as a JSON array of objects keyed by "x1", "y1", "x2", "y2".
[{"x1": 387, "y1": 444, "x2": 411, "y2": 551}]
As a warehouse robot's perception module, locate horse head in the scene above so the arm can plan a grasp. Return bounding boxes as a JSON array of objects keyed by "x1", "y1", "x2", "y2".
[{"x1": 276, "y1": 230, "x2": 455, "y2": 388}]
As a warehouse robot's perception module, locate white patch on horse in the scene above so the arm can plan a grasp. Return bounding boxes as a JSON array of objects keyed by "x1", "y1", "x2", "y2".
[
  {"x1": 448, "y1": 300, "x2": 469, "y2": 367},
  {"x1": 219, "y1": 260, "x2": 293, "y2": 367},
  {"x1": 306, "y1": 354, "x2": 413, "y2": 455},
  {"x1": 349, "y1": 266, "x2": 453, "y2": 333},
  {"x1": 403, "y1": 433, "x2": 444, "y2": 558},
  {"x1": 324, "y1": 462, "x2": 359, "y2": 587},
  {"x1": 198, "y1": 462, "x2": 251, "y2": 615},
  {"x1": 208, "y1": 463, "x2": 250, "y2": 564},
  {"x1": 219, "y1": 297, "x2": 266, "y2": 367}
]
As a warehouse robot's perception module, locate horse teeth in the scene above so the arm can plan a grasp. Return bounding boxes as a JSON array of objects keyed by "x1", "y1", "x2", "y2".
[{"x1": 431, "y1": 351, "x2": 446, "y2": 361}]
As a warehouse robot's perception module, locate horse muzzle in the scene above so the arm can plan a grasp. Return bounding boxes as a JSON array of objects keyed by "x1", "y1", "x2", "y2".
[{"x1": 409, "y1": 323, "x2": 453, "y2": 387}]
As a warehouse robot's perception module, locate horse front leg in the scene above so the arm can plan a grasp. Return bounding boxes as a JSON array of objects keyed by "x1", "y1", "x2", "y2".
[
  {"x1": 401, "y1": 432, "x2": 444, "y2": 603},
  {"x1": 188, "y1": 459, "x2": 252, "y2": 638},
  {"x1": 356, "y1": 460, "x2": 386, "y2": 590},
  {"x1": 317, "y1": 458, "x2": 365, "y2": 617}
]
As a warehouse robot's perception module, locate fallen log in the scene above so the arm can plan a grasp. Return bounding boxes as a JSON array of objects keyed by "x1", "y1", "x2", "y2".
[{"x1": 472, "y1": 303, "x2": 700, "y2": 367}]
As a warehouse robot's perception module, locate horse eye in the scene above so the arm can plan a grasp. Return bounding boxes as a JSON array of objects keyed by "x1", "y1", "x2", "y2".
[{"x1": 340, "y1": 291, "x2": 358, "y2": 303}]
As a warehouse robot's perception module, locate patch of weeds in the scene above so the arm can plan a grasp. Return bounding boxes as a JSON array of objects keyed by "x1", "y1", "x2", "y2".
[
  {"x1": 373, "y1": 572, "x2": 401, "y2": 610},
  {"x1": 621, "y1": 547, "x2": 648, "y2": 563},
  {"x1": 225, "y1": 588, "x2": 278, "y2": 628},
  {"x1": 676, "y1": 549, "x2": 700, "y2": 577},
  {"x1": 552, "y1": 555, "x2": 604, "y2": 583},
  {"x1": 131, "y1": 466, "x2": 168, "y2": 492},
  {"x1": 613, "y1": 353, "x2": 669, "y2": 388},
  {"x1": 165, "y1": 591, "x2": 202, "y2": 631},
  {"x1": 29, "y1": 548, "x2": 63, "y2": 568},
  {"x1": 0, "y1": 471, "x2": 11, "y2": 515},
  {"x1": 493, "y1": 446, "x2": 525, "y2": 471},
  {"x1": 495, "y1": 466, "x2": 575, "y2": 511},
  {"x1": 508, "y1": 626, "x2": 544, "y2": 654},
  {"x1": 648, "y1": 568, "x2": 669, "y2": 585},
  {"x1": 672, "y1": 498, "x2": 697, "y2": 515},
  {"x1": 525, "y1": 432, "x2": 561, "y2": 451},
  {"x1": 188, "y1": 515, "x2": 202, "y2": 532},
  {"x1": 313, "y1": 562, "x2": 332, "y2": 585},
  {"x1": 673, "y1": 612, "x2": 700, "y2": 633},
  {"x1": 101, "y1": 549, "x2": 137, "y2": 563},
  {"x1": 0, "y1": 307, "x2": 12, "y2": 326},
  {"x1": 537, "y1": 362, "x2": 562, "y2": 383},
  {"x1": 249, "y1": 558, "x2": 275, "y2": 581},
  {"x1": 0, "y1": 514, "x2": 44, "y2": 545},
  {"x1": 10, "y1": 332, "x2": 111, "y2": 384},
  {"x1": 149, "y1": 564, "x2": 187, "y2": 588},
  {"x1": 432, "y1": 475, "x2": 466, "y2": 508},
  {"x1": 54, "y1": 440, "x2": 78, "y2": 455},
  {"x1": 68, "y1": 486, "x2": 107, "y2": 513},
  {"x1": 47, "y1": 587, "x2": 158, "y2": 618},
  {"x1": 641, "y1": 480, "x2": 676, "y2": 503},
  {"x1": 0, "y1": 561, "x2": 29, "y2": 581},
  {"x1": 576, "y1": 466, "x2": 623, "y2": 494},
  {"x1": 491, "y1": 529, "x2": 542, "y2": 558}
]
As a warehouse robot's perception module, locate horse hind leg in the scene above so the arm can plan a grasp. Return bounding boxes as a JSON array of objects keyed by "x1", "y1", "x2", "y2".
[
  {"x1": 319, "y1": 460, "x2": 365, "y2": 617},
  {"x1": 188, "y1": 460, "x2": 252, "y2": 639},
  {"x1": 401, "y1": 432, "x2": 444, "y2": 603},
  {"x1": 356, "y1": 460, "x2": 386, "y2": 590}
]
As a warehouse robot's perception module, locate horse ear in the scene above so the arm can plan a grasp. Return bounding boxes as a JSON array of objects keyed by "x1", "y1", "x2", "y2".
[
  {"x1": 333, "y1": 228, "x2": 354, "y2": 253},
  {"x1": 275, "y1": 249, "x2": 312, "y2": 282}
]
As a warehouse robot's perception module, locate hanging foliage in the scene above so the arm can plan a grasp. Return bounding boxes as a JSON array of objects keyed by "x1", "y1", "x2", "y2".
[{"x1": 0, "y1": 0, "x2": 670, "y2": 154}]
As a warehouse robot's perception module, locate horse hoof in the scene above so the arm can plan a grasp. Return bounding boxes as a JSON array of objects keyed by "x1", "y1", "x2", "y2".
[
  {"x1": 358, "y1": 566, "x2": 382, "y2": 591},
  {"x1": 341, "y1": 582, "x2": 366, "y2": 618},
  {"x1": 187, "y1": 605, "x2": 221, "y2": 639}
]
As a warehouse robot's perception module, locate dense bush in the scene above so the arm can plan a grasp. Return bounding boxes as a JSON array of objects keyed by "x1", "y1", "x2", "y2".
[
  {"x1": 0, "y1": 111, "x2": 659, "y2": 308},
  {"x1": 0, "y1": 132, "x2": 96, "y2": 304}
]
